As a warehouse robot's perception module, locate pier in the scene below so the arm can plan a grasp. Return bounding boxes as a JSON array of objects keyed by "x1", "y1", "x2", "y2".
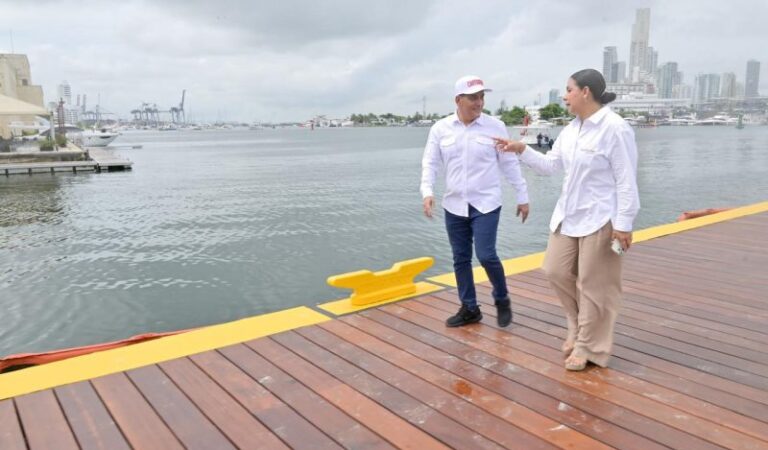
[
  {"x1": 0, "y1": 204, "x2": 766, "y2": 449},
  {"x1": 1, "y1": 146, "x2": 132, "y2": 176}
]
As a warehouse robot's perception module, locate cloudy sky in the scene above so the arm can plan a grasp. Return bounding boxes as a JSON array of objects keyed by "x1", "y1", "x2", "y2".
[{"x1": 1, "y1": 0, "x2": 766, "y2": 122}]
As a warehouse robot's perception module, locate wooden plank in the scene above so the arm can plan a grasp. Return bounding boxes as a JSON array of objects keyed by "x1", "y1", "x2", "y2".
[
  {"x1": 465, "y1": 289, "x2": 768, "y2": 437},
  {"x1": 509, "y1": 275, "x2": 768, "y2": 349},
  {"x1": 125, "y1": 364, "x2": 236, "y2": 450},
  {"x1": 271, "y1": 331, "x2": 511, "y2": 450},
  {"x1": 464, "y1": 290, "x2": 768, "y2": 421},
  {"x1": 55, "y1": 381, "x2": 131, "y2": 450},
  {"x1": 247, "y1": 336, "x2": 452, "y2": 450},
  {"x1": 159, "y1": 355, "x2": 297, "y2": 450},
  {"x1": 217, "y1": 344, "x2": 396, "y2": 450},
  {"x1": 370, "y1": 304, "x2": 731, "y2": 450},
  {"x1": 0, "y1": 399, "x2": 26, "y2": 450},
  {"x1": 336, "y1": 312, "x2": 672, "y2": 449},
  {"x1": 14, "y1": 389, "x2": 79, "y2": 450},
  {"x1": 307, "y1": 320, "x2": 616, "y2": 450},
  {"x1": 357, "y1": 308, "x2": 701, "y2": 449},
  {"x1": 92, "y1": 372, "x2": 184, "y2": 450},
  {"x1": 506, "y1": 276, "x2": 768, "y2": 391},
  {"x1": 391, "y1": 300, "x2": 768, "y2": 449}
]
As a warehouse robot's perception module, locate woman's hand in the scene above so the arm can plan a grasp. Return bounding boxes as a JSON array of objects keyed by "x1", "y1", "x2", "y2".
[
  {"x1": 612, "y1": 230, "x2": 633, "y2": 251},
  {"x1": 493, "y1": 137, "x2": 526, "y2": 154}
]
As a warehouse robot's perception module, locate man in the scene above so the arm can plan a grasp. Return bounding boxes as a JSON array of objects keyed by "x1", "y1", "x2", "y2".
[{"x1": 420, "y1": 75, "x2": 530, "y2": 328}]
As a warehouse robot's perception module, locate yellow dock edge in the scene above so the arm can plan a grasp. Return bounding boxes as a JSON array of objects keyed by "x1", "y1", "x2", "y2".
[
  {"x1": 428, "y1": 200, "x2": 768, "y2": 287},
  {"x1": 318, "y1": 281, "x2": 444, "y2": 315},
  {"x1": 3, "y1": 200, "x2": 765, "y2": 399},
  {"x1": 0, "y1": 306, "x2": 330, "y2": 400}
]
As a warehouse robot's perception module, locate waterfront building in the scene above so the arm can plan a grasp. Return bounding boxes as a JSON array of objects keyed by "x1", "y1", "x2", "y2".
[
  {"x1": 611, "y1": 92, "x2": 690, "y2": 115},
  {"x1": 0, "y1": 54, "x2": 44, "y2": 107},
  {"x1": 603, "y1": 47, "x2": 617, "y2": 83},
  {"x1": 57, "y1": 81, "x2": 72, "y2": 105},
  {"x1": 693, "y1": 73, "x2": 721, "y2": 104},
  {"x1": 657, "y1": 62, "x2": 681, "y2": 99},
  {"x1": 548, "y1": 89, "x2": 561, "y2": 106},
  {"x1": 612, "y1": 61, "x2": 626, "y2": 83},
  {"x1": 629, "y1": 8, "x2": 651, "y2": 79},
  {"x1": 745, "y1": 59, "x2": 760, "y2": 98},
  {"x1": 607, "y1": 82, "x2": 649, "y2": 97},
  {"x1": 720, "y1": 72, "x2": 737, "y2": 99},
  {"x1": 0, "y1": 54, "x2": 46, "y2": 139}
]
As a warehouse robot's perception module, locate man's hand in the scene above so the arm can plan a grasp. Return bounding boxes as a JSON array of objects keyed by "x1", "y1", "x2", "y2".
[
  {"x1": 516, "y1": 203, "x2": 529, "y2": 223},
  {"x1": 423, "y1": 196, "x2": 434, "y2": 218},
  {"x1": 493, "y1": 137, "x2": 526, "y2": 154},
  {"x1": 612, "y1": 230, "x2": 633, "y2": 251}
]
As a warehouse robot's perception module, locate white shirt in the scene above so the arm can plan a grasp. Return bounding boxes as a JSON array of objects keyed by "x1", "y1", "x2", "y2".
[
  {"x1": 420, "y1": 113, "x2": 529, "y2": 217},
  {"x1": 519, "y1": 106, "x2": 640, "y2": 236}
]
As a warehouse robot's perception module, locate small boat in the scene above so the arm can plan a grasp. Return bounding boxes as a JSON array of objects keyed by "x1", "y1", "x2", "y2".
[
  {"x1": 511, "y1": 116, "x2": 554, "y2": 147},
  {"x1": 71, "y1": 127, "x2": 120, "y2": 147}
]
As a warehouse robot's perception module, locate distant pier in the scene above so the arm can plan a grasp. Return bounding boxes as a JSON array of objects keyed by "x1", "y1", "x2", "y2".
[{"x1": 1, "y1": 145, "x2": 132, "y2": 176}]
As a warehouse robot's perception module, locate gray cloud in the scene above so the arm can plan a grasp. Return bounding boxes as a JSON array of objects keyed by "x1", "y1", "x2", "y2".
[{"x1": 1, "y1": 0, "x2": 766, "y2": 122}]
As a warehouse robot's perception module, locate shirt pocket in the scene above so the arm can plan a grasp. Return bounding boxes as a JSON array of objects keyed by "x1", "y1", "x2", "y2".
[
  {"x1": 439, "y1": 135, "x2": 458, "y2": 157},
  {"x1": 576, "y1": 147, "x2": 609, "y2": 170},
  {"x1": 475, "y1": 135, "x2": 498, "y2": 158}
]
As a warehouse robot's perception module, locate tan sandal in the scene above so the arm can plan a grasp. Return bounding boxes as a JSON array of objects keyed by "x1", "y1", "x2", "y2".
[
  {"x1": 565, "y1": 355, "x2": 587, "y2": 371},
  {"x1": 561, "y1": 341, "x2": 575, "y2": 357}
]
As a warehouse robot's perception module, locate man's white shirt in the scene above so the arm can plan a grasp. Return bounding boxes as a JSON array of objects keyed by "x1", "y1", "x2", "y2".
[
  {"x1": 420, "y1": 113, "x2": 529, "y2": 217},
  {"x1": 518, "y1": 106, "x2": 640, "y2": 236}
]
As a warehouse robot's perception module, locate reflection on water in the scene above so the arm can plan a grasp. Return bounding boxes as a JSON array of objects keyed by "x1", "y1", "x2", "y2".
[{"x1": 1, "y1": 126, "x2": 767, "y2": 355}]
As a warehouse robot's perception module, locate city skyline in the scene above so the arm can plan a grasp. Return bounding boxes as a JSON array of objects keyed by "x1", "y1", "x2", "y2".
[{"x1": 1, "y1": 0, "x2": 767, "y2": 122}]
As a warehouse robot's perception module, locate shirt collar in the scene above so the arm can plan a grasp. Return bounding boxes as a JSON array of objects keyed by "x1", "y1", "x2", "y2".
[
  {"x1": 451, "y1": 111, "x2": 486, "y2": 127},
  {"x1": 571, "y1": 105, "x2": 610, "y2": 129}
]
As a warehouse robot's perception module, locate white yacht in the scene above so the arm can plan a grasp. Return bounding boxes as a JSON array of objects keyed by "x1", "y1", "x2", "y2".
[
  {"x1": 72, "y1": 127, "x2": 120, "y2": 147},
  {"x1": 511, "y1": 120, "x2": 554, "y2": 147}
]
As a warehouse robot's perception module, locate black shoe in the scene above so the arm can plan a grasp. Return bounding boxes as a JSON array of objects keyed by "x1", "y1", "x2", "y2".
[
  {"x1": 496, "y1": 304, "x2": 512, "y2": 327},
  {"x1": 446, "y1": 304, "x2": 482, "y2": 327},
  {"x1": 495, "y1": 296, "x2": 512, "y2": 327}
]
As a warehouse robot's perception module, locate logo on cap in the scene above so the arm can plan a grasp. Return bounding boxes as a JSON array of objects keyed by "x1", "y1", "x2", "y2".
[{"x1": 467, "y1": 79, "x2": 483, "y2": 88}]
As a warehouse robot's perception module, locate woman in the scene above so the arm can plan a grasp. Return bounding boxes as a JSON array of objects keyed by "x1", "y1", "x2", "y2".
[{"x1": 494, "y1": 69, "x2": 640, "y2": 371}]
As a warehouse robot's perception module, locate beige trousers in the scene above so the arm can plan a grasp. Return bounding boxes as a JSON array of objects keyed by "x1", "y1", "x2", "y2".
[{"x1": 542, "y1": 222, "x2": 622, "y2": 367}]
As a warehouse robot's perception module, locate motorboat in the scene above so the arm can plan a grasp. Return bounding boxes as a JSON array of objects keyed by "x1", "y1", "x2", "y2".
[
  {"x1": 71, "y1": 127, "x2": 120, "y2": 147},
  {"x1": 511, "y1": 116, "x2": 554, "y2": 147}
]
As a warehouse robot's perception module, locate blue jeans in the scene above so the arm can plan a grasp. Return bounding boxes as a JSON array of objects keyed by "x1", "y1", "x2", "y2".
[{"x1": 444, "y1": 205, "x2": 509, "y2": 308}]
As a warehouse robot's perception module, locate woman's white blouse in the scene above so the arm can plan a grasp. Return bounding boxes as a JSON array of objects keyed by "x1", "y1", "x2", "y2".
[{"x1": 519, "y1": 106, "x2": 640, "y2": 237}]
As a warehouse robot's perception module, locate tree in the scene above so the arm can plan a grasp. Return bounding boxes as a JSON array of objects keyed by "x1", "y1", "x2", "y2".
[
  {"x1": 538, "y1": 103, "x2": 565, "y2": 120},
  {"x1": 500, "y1": 106, "x2": 527, "y2": 125}
]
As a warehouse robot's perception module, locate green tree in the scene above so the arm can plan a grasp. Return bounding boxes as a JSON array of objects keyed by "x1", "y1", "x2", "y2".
[
  {"x1": 538, "y1": 103, "x2": 565, "y2": 120},
  {"x1": 500, "y1": 106, "x2": 527, "y2": 125}
]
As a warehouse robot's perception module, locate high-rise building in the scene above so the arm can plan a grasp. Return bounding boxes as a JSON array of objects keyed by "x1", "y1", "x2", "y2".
[
  {"x1": 647, "y1": 47, "x2": 658, "y2": 73},
  {"x1": 603, "y1": 47, "x2": 618, "y2": 82},
  {"x1": 549, "y1": 89, "x2": 560, "y2": 106},
  {"x1": 612, "y1": 61, "x2": 626, "y2": 83},
  {"x1": 629, "y1": 8, "x2": 651, "y2": 78},
  {"x1": 694, "y1": 73, "x2": 721, "y2": 104},
  {"x1": 720, "y1": 72, "x2": 737, "y2": 98},
  {"x1": 57, "y1": 81, "x2": 72, "y2": 105},
  {"x1": 657, "y1": 62, "x2": 681, "y2": 99},
  {"x1": 745, "y1": 59, "x2": 760, "y2": 98}
]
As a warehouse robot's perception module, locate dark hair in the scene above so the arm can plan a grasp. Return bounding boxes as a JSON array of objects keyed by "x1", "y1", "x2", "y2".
[{"x1": 570, "y1": 68, "x2": 616, "y2": 104}]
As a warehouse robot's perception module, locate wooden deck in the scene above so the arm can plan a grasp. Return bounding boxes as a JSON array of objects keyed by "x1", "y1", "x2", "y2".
[{"x1": 2, "y1": 212, "x2": 767, "y2": 449}]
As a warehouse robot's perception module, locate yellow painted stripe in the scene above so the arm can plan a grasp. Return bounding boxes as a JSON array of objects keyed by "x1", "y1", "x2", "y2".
[
  {"x1": 318, "y1": 281, "x2": 444, "y2": 315},
  {"x1": 633, "y1": 201, "x2": 768, "y2": 243},
  {"x1": 0, "y1": 307, "x2": 330, "y2": 400},
  {"x1": 428, "y1": 200, "x2": 768, "y2": 287}
]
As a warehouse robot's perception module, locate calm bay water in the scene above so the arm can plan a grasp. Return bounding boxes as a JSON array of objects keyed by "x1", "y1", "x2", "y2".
[{"x1": 1, "y1": 126, "x2": 767, "y2": 355}]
